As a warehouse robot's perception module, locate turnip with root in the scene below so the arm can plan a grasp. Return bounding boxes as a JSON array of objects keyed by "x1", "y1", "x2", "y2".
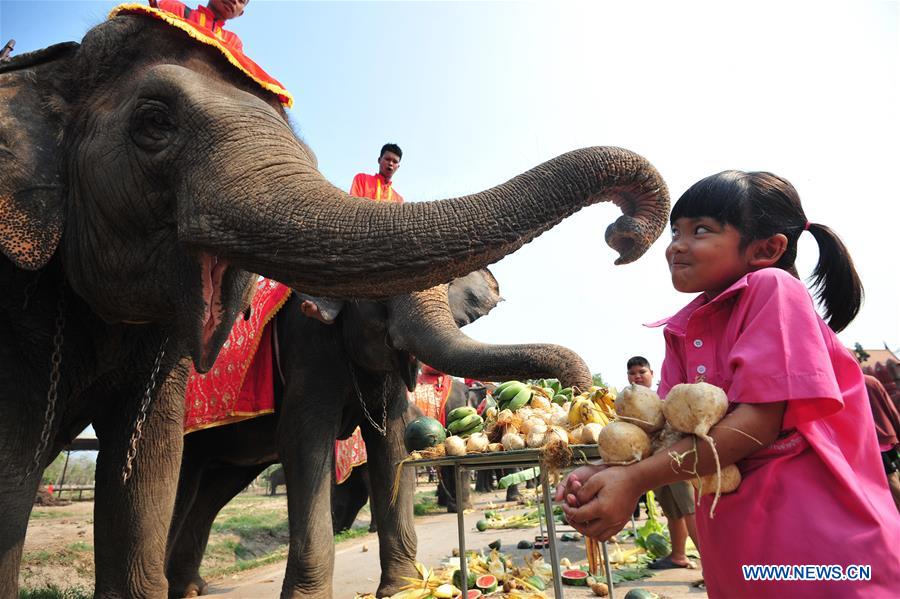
[
  {"x1": 663, "y1": 382, "x2": 730, "y2": 515},
  {"x1": 615, "y1": 384, "x2": 665, "y2": 433},
  {"x1": 692, "y1": 464, "x2": 742, "y2": 496},
  {"x1": 597, "y1": 421, "x2": 651, "y2": 464}
]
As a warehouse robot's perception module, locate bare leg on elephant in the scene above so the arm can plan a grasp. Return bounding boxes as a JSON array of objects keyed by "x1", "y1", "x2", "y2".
[
  {"x1": 360, "y1": 388, "x2": 419, "y2": 598},
  {"x1": 93, "y1": 361, "x2": 186, "y2": 598},
  {"x1": 166, "y1": 463, "x2": 267, "y2": 598}
]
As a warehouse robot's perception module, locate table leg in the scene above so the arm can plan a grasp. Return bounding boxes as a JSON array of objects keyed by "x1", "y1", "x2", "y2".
[
  {"x1": 602, "y1": 540, "x2": 615, "y2": 599},
  {"x1": 456, "y1": 465, "x2": 469, "y2": 596},
  {"x1": 539, "y1": 468, "x2": 564, "y2": 598}
]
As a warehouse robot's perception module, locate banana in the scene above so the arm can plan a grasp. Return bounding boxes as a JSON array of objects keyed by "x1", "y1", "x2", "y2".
[
  {"x1": 448, "y1": 413, "x2": 483, "y2": 434},
  {"x1": 495, "y1": 381, "x2": 527, "y2": 405},
  {"x1": 447, "y1": 406, "x2": 477, "y2": 422},
  {"x1": 506, "y1": 387, "x2": 533, "y2": 412},
  {"x1": 460, "y1": 422, "x2": 484, "y2": 437},
  {"x1": 492, "y1": 380, "x2": 522, "y2": 395}
]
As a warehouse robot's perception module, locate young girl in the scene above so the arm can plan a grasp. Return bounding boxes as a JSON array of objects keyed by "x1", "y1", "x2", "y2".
[{"x1": 557, "y1": 171, "x2": 900, "y2": 597}]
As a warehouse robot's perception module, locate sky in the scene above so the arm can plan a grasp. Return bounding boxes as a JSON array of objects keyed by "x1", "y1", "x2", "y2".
[{"x1": 1, "y1": 0, "x2": 898, "y2": 390}]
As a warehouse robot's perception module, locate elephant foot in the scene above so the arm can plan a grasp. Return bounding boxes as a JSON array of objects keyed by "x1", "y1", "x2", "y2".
[
  {"x1": 368, "y1": 521, "x2": 378, "y2": 533},
  {"x1": 506, "y1": 490, "x2": 522, "y2": 503},
  {"x1": 169, "y1": 576, "x2": 208, "y2": 598}
]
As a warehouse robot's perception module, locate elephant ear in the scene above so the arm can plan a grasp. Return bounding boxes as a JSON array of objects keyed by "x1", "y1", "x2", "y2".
[
  {"x1": 447, "y1": 268, "x2": 502, "y2": 328},
  {"x1": 0, "y1": 42, "x2": 77, "y2": 270}
]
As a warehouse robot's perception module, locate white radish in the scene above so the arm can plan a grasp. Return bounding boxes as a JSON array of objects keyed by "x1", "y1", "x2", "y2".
[
  {"x1": 597, "y1": 421, "x2": 651, "y2": 464},
  {"x1": 501, "y1": 432, "x2": 526, "y2": 451},
  {"x1": 546, "y1": 426, "x2": 569, "y2": 445},
  {"x1": 692, "y1": 464, "x2": 742, "y2": 496},
  {"x1": 615, "y1": 385, "x2": 665, "y2": 433},
  {"x1": 526, "y1": 429, "x2": 547, "y2": 448},
  {"x1": 530, "y1": 395, "x2": 552, "y2": 411},
  {"x1": 580, "y1": 422, "x2": 603, "y2": 444},
  {"x1": 663, "y1": 382, "x2": 729, "y2": 515},
  {"x1": 465, "y1": 432, "x2": 489, "y2": 453},
  {"x1": 444, "y1": 435, "x2": 467, "y2": 456}
]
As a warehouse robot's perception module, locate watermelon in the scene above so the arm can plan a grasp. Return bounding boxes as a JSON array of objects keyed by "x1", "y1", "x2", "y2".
[
  {"x1": 475, "y1": 575, "x2": 498, "y2": 593},
  {"x1": 624, "y1": 589, "x2": 656, "y2": 599},
  {"x1": 645, "y1": 532, "x2": 670, "y2": 558},
  {"x1": 562, "y1": 569, "x2": 590, "y2": 586},
  {"x1": 466, "y1": 591, "x2": 482, "y2": 599},
  {"x1": 475, "y1": 519, "x2": 489, "y2": 532},
  {"x1": 452, "y1": 568, "x2": 476, "y2": 590},
  {"x1": 404, "y1": 416, "x2": 447, "y2": 451}
]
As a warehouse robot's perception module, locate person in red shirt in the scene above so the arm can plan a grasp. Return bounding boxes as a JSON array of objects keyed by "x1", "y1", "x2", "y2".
[
  {"x1": 299, "y1": 143, "x2": 405, "y2": 321},
  {"x1": 150, "y1": 0, "x2": 248, "y2": 50},
  {"x1": 349, "y1": 143, "x2": 404, "y2": 203}
]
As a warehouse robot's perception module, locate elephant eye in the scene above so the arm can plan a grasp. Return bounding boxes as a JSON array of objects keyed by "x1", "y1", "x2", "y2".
[{"x1": 131, "y1": 100, "x2": 176, "y2": 153}]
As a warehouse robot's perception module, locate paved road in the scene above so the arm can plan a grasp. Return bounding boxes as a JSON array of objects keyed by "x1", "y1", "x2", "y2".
[{"x1": 204, "y1": 488, "x2": 706, "y2": 598}]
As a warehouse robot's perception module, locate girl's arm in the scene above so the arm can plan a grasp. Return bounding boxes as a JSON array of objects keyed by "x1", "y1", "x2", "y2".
[{"x1": 562, "y1": 400, "x2": 785, "y2": 540}]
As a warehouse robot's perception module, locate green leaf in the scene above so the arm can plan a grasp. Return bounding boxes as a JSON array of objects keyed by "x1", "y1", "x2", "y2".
[{"x1": 498, "y1": 467, "x2": 540, "y2": 489}]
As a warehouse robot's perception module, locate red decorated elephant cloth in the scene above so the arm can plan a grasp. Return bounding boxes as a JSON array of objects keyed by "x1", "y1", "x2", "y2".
[
  {"x1": 334, "y1": 428, "x2": 368, "y2": 485},
  {"x1": 409, "y1": 365, "x2": 453, "y2": 426},
  {"x1": 184, "y1": 279, "x2": 291, "y2": 434},
  {"x1": 109, "y1": 2, "x2": 294, "y2": 107}
]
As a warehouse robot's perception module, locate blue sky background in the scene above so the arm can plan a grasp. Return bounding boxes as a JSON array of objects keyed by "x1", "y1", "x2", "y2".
[{"x1": 1, "y1": 0, "x2": 898, "y2": 389}]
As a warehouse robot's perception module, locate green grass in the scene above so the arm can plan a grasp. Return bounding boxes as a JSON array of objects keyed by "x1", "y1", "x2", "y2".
[
  {"x1": 28, "y1": 511, "x2": 75, "y2": 521},
  {"x1": 334, "y1": 526, "x2": 369, "y2": 543},
  {"x1": 413, "y1": 490, "x2": 443, "y2": 516},
  {"x1": 19, "y1": 584, "x2": 92, "y2": 599},
  {"x1": 211, "y1": 511, "x2": 289, "y2": 537}
]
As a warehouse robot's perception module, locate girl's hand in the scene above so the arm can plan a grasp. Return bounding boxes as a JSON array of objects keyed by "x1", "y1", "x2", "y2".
[
  {"x1": 554, "y1": 464, "x2": 605, "y2": 506},
  {"x1": 562, "y1": 466, "x2": 641, "y2": 541}
]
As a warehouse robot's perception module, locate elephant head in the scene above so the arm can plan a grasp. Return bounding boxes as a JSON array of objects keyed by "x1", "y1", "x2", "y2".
[{"x1": 0, "y1": 14, "x2": 669, "y2": 373}]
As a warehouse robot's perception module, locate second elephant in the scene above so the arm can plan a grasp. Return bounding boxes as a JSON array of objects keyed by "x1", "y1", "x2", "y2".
[{"x1": 166, "y1": 271, "x2": 592, "y2": 598}]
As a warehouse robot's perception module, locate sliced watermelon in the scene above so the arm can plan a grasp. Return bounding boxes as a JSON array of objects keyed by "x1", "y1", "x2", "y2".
[
  {"x1": 475, "y1": 574, "x2": 498, "y2": 593},
  {"x1": 466, "y1": 591, "x2": 483, "y2": 599},
  {"x1": 562, "y1": 569, "x2": 590, "y2": 586}
]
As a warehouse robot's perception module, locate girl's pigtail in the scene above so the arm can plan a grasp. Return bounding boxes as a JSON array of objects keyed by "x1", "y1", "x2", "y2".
[{"x1": 807, "y1": 223, "x2": 863, "y2": 332}]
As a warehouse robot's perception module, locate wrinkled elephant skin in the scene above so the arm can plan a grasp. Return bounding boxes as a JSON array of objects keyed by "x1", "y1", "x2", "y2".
[{"x1": 0, "y1": 12, "x2": 669, "y2": 599}]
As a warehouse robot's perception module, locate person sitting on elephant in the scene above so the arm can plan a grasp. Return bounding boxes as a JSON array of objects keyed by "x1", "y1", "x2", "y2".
[
  {"x1": 300, "y1": 142, "x2": 406, "y2": 322},
  {"x1": 150, "y1": 0, "x2": 248, "y2": 50},
  {"x1": 350, "y1": 143, "x2": 404, "y2": 203}
]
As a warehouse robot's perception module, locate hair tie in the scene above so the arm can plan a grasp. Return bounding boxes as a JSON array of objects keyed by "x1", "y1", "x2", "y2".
[{"x1": 803, "y1": 221, "x2": 811, "y2": 231}]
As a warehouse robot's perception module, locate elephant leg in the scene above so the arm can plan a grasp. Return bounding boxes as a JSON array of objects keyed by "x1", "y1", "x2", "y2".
[
  {"x1": 440, "y1": 465, "x2": 471, "y2": 513},
  {"x1": 501, "y1": 468, "x2": 523, "y2": 502},
  {"x1": 331, "y1": 465, "x2": 370, "y2": 535},
  {"x1": 0, "y1": 415, "x2": 47, "y2": 597},
  {"x1": 475, "y1": 470, "x2": 493, "y2": 493},
  {"x1": 277, "y1": 396, "x2": 340, "y2": 599},
  {"x1": 167, "y1": 463, "x2": 266, "y2": 598},
  {"x1": 92, "y1": 365, "x2": 186, "y2": 598},
  {"x1": 360, "y1": 399, "x2": 419, "y2": 598}
]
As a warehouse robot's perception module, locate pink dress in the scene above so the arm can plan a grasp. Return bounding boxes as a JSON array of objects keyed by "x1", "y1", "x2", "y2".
[{"x1": 651, "y1": 268, "x2": 900, "y2": 598}]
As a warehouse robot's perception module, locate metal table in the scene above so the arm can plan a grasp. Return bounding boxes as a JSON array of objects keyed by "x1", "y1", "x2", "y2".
[{"x1": 405, "y1": 446, "x2": 615, "y2": 598}]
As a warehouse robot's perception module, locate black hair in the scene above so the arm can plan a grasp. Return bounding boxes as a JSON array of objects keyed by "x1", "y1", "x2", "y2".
[
  {"x1": 380, "y1": 143, "x2": 402, "y2": 160},
  {"x1": 626, "y1": 356, "x2": 651, "y2": 370},
  {"x1": 670, "y1": 170, "x2": 863, "y2": 332}
]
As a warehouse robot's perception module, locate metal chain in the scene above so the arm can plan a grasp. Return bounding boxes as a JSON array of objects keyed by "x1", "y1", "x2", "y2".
[
  {"x1": 22, "y1": 285, "x2": 67, "y2": 484},
  {"x1": 122, "y1": 337, "x2": 169, "y2": 483},
  {"x1": 347, "y1": 360, "x2": 388, "y2": 436}
]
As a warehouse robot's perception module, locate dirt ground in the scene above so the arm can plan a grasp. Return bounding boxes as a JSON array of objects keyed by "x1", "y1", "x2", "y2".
[{"x1": 22, "y1": 482, "x2": 706, "y2": 599}]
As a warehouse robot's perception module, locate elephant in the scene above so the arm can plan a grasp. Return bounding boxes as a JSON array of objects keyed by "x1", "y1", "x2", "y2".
[
  {"x1": 165, "y1": 270, "x2": 595, "y2": 598},
  {"x1": 268, "y1": 466, "x2": 286, "y2": 496},
  {"x1": 0, "y1": 9, "x2": 669, "y2": 598}
]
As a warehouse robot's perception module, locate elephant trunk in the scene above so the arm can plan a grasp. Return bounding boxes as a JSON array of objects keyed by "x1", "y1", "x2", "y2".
[
  {"x1": 387, "y1": 286, "x2": 593, "y2": 390},
  {"x1": 177, "y1": 85, "x2": 668, "y2": 298}
]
